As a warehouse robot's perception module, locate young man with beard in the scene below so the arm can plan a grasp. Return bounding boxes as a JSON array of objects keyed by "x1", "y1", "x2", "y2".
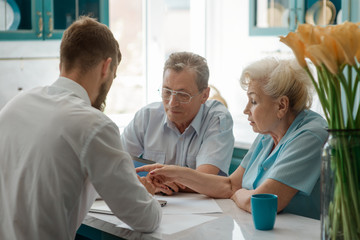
[{"x1": 0, "y1": 17, "x2": 161, "y2": 240}]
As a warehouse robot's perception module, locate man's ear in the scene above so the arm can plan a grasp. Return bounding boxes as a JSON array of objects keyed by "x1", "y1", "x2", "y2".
[
  {"x1": 277, "y1": 95, "x2": 289, "y2": 119},
  {"x1": 201, "y1": 87, "x2": 210, "y2": 104},
  {"x1": 101, "y1": 57, "x2": 113, "y2": 78}
]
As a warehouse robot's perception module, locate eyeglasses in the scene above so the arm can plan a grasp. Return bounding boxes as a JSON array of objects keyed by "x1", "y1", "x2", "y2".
[{"x1": 160, "y1": 88, "x2": 202, "y2": 104}]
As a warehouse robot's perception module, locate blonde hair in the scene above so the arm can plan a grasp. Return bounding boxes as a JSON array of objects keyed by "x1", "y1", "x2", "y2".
[{"x1": 240, "y1": 57, "x2": 313, "y2": 114}]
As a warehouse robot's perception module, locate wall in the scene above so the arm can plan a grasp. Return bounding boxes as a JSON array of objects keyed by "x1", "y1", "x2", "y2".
[
  {"x1": 204, "y1": 0, "x2": 324, "y2": 144},
  {"x1": 0, "y1": 41, "x2": 61, "y2": 109},
  {"x1": 205, "y1": 0, "x2": 296, "y2": 144},
  {"x1": 206, "y1": 0, "x2": 294, "y2": 116}
]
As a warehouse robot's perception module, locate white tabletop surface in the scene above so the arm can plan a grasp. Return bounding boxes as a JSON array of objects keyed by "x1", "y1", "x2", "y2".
[{"x1": 83, "y1": 194, "x2": 320, "y2": 240}]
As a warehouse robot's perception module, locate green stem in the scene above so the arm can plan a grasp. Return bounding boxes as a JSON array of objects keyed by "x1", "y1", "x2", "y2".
[
  {"x1": 314, "y1": 67, "x2": 331, "y2": 120},
  {"x1": 324, "y1": 66, "x2": 345, "y2": 129},
  {"x1": 328, "y1": 131, "x2": 360, "y2": 239},
  {"x1": 337, "y1": 72, "x2": 355, "y2": 129},
  {"x1": 353, "y1": 66, "x2": 360, "y2": 127},
  {"x1": 323, "y1": 67, "x2": 345, "y2": 129},
  {"x1": 352, "y1": 66, "x2": 360, "y2": 127},
  {"x1": 306, "y1": 67, "x2": 330, "y2": 122}
]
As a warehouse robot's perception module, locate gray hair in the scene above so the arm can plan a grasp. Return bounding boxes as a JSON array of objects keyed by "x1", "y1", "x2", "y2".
[
  {"x1": 240, "y1": 57, "x2": 314, "y2": 114},
  {"x1": 163, "y1": 52, "x2": 209, "y2": 90}
]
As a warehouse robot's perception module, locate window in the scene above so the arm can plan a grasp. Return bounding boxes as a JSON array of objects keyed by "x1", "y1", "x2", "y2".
[
  {"x1": 106, "y1": 0, "x2": 206, "y2": 126},
  {"x1": 107, "y1": 0, "x2": 144, "y2": 116}
]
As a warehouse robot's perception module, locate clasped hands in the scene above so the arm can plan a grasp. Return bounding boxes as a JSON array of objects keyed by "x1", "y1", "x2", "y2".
[
  {"x1": 136, "y1": 164, "x2": 186, "y2": 196},
  {"x1": 136, "y1": 163, "x2": 259, "y2": 213}
]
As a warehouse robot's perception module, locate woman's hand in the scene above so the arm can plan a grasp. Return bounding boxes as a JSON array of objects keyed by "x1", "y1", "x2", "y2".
[
  {"x1": 230, "y1": 179, "x2": 299, "y2": 213},
  {"x1": 136, "y1": 164, "x2": 182, "y2": 182},
  {"x1": 136, "y1": 163, "x2": 165, "y2": 174},
  {"x1": 230, "y1": 188, "x2": 255, "y2": 213}
]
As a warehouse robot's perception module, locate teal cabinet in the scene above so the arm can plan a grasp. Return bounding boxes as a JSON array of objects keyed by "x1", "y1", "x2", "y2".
[
  {"x1": 229, "y1": 148, "x2": 248, "y2": 175},
  {"x1": 249, "y1": 0, "x2": 352, "y2": 36},
  {"x1": 0, "y1": 0, "x2": 109, "y2": 41}
]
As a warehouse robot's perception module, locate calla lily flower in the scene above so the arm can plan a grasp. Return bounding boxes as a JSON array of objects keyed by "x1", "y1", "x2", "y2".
[
  {"x1": 296, "y1": 24, "x2": 322, "y2": 45},
  {"x1": 307, "y1": 43, "x2": 338, "y2": 75},
  {"x1": 280, "y1": 32, "x2": 307, "y2": 68},
  {"x1": 327, "y1": 22, "x2": 360, "y2": 66},
  {"x1": 321, "y1": 33, "x2": 346, "y2": 71}
]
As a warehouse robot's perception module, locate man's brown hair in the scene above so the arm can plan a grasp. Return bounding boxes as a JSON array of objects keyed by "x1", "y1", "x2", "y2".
[{"x1": 60, "y1": 16, "x2": 121, "y2": 74}]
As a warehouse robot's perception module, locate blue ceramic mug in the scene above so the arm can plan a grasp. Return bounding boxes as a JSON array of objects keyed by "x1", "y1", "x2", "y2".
[{"x1": 251, "y1": 193, "x2": 278, "y2": 230}]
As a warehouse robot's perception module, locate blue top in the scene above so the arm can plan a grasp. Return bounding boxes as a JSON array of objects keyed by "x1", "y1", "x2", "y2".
[
  {"x1": 121, "y1": 100, "x2": 234, "y2": 174},
  {"x1": 240, "y1": 110, "x2": 328, "y2": 219}
]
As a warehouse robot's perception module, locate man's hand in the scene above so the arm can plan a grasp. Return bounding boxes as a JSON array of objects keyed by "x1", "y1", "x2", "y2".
[
  {"x1": 137, "y1": 176, "x2": 156, "y2": 195},
  {"x1": 154, "y1": 181, "x2": 185, "y2": 195},
  {"x1": 136, "y1": 164, "x2": 186, "y2": 195}
]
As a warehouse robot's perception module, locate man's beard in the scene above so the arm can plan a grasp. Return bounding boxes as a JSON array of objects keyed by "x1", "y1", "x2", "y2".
[{"x1": 92, "y1": 82, "x2": 108, "y2": 112}]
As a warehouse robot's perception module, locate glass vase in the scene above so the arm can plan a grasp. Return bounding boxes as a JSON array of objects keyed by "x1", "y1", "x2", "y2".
[{"x1": 321, "y1": 129, "x2": 360, "y2": 240}]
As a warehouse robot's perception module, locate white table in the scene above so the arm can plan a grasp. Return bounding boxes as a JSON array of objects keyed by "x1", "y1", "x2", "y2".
[{"x1": 81, "y1": 194, "x2": 320, "y2": 240}]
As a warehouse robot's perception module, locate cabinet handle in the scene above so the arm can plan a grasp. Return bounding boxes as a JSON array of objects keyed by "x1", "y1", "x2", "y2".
[
  {"x1": 47, "y1": 12, "x2": 53, "y2": 38},
  {"x1": 37, "y1": 11, "x2": 43, "y2": 38}
]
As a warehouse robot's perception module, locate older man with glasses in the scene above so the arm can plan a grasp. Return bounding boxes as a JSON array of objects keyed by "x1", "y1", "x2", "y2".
[{"x1": 121, "y1": 51, "x2": 234, "y2": 195}]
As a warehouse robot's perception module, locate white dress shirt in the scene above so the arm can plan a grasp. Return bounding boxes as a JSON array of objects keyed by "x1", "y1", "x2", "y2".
[
  {"x1": 121, "y1": 100, "x2": 234, "y2": 175},
  {"x1": 0, "y1": 77, "x2": 162, "y2": 240}
]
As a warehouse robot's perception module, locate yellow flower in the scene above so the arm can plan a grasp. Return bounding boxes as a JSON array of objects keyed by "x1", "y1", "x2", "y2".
[
  {"x1": 307, "y1": 42, "x2": 338, "y2": 74},
  {"x1": 296, "y1": 24, "x2": 322, "y2": 45},
  {"x1": 321, "y1": 33, "x2": 345, "y2": 70},
  {"x1": 326, "y1": 22, "x2": 360, "y2": 66},
  {"x1": 279, "y1": 32, "x2": 307, "y2": 68},
  {"x1": 280, "y1": 22, "x2": 360, "y2": 74},
  {"x1": 356, "y1": 48, "x2": 360, "y2": 63}
]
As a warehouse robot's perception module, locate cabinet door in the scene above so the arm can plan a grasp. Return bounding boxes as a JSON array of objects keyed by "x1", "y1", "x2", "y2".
[
  {"x1": 0, "y1": 0, "x2": 109, "y2": 40},
  {"x1": 0, "y1": 0, "x2": 43, "y2": 40},
  {"x1": 249, "y1": 0, "x2": 296, "y2": 36},
  {"x1": 46, "y1": 0, "x2": 109, "y2": 39},
  {"x1": 249, "y1": 0, "x2": 349, "y2": 36},
  {"x1": 297, "y1": 0, "x2": 344, "y2": 26}
]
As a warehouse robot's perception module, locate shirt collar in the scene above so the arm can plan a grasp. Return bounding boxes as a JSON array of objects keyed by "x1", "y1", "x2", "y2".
[
  {"x1": 190, "y1": 104, "x2": 204, "y2": 134},
  {"x1": 281, "y1": 110, "x2": 306, "y2": 140},
  {"x1": 52, "y1": 77, "x2": 91, "y2": 105},
  {"x1": 163, "y1": 104, "x2": 204, "y2": 135},
  {"x1": 265, "y1": 110, "x2": 307, "y2": 148}
]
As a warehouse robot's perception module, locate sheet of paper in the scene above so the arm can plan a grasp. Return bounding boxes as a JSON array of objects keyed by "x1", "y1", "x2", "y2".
[
  {"x1": 90, "y1": 200, "x2": 113, "y2": 215},
  {"x1": 90, "y1": 193, "x2": 223, "y2": 215},
  {"x1": 89, "y1": 193, "x2": 223, "y2": 235},
  {"x1": 155, "y1": 192, "x2": 223, "y2": 214},
  {"x1": 115, "y1": 214, "x2": 218, "y2": 235}
]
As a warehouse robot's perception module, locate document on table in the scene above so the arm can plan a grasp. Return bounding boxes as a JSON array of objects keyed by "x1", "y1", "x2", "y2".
[
  {"x1": 89, "y1": 193, "x2": 223, "y2": 235},
  {"x1": 155, "y1": 192, "x2": 223, "y2": 214},
  {"x1": 90, "y1": 200, "x2": 113, "y2": 215},
  {"x1": 90, "y1": 193, "x2": 222, "y2": 215},
  {"x1": 115, "y1": 214, "x2": 219, "y2": 235}
]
